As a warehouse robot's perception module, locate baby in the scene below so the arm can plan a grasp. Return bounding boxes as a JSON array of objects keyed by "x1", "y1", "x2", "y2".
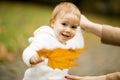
[{"x1": 22, "y1": 2, "x2": 84, "y2": 80}]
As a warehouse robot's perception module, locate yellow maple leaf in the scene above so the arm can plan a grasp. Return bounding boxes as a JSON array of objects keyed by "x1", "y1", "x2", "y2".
[{"x1": 37, "y1": 48, "x2": 86, "y2": 70}]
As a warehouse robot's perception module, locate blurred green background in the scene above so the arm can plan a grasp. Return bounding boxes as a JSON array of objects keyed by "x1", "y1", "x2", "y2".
[{"x1": 0, "y1": 0, "x2": 120, "y2": 80}]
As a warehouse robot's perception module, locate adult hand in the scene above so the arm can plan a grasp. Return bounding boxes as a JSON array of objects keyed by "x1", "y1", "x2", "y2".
[
  {"x1": 80, "y1": 15, "x2": 102, "y2": 37},
  {"x1": 65, "y1": 75, "x2": 106, "y2": 80},
  {"x1": 80, "y1": 15, "x2": 93, "y2": 32},
  {"x1": 65, "y1": 75, "x2": 81, "y2": 80}
]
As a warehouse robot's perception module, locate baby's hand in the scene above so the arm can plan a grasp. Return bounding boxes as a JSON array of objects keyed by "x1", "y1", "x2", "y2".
[{"x1": 30, "y1": 54, "x2": 44, "y2": 65}]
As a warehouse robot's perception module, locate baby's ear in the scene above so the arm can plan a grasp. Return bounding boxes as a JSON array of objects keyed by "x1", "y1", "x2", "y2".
[{"x1": 50, "y1": 19, "x2": 55, "y2": 28}]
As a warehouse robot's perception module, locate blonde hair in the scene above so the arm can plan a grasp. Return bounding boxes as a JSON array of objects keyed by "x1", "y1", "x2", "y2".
[{"x1": 50, "y1": 2, "x2": 81, "y2": 25}]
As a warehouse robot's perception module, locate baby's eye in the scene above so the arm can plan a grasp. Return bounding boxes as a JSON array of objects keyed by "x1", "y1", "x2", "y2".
[
  {"x1": 62, "y1": 23, "x2": 67, "y2": 26},
  {"x1": 71, "y1": 26, "x2": 77, "y2": 29}
]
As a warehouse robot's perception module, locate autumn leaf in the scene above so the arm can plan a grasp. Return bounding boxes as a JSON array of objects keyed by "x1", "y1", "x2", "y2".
[{"x1": 37, "y1": 48, "x2": 86, "y2": 70}]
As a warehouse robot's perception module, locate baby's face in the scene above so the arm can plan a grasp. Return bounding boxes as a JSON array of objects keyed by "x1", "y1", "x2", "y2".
[{"x1": 51, "y1": 14, "x2": 80, "y2": 43}]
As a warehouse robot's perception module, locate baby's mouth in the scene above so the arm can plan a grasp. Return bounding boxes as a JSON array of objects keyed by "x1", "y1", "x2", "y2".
[{"x1": 61, "y1": 33, "x2": 70, "y2": 38}]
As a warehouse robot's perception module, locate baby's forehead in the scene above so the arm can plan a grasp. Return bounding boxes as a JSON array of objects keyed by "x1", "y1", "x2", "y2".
[
  {"x1": 59, "y1": 12, "x2": 80, "y2": 20},
  {"x1": 58, "y1": 14, "x2": 80, "y2": 25}
]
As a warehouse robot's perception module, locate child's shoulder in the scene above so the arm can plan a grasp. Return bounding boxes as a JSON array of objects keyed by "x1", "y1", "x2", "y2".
[
  {"x1": 28, "y1": 25, "x2": 55, "y2": 43},
  {"x1": 37, "y1": 25, "x2": 51, "y2": 30},
  {"x1": 34, "y1": 25, "x2": 53, "y2": 36}
]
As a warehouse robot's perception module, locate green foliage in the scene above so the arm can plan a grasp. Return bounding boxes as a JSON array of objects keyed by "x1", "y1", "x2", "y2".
[{"x1": 0, "y1": 2, "x2": 52, "y2": 52}]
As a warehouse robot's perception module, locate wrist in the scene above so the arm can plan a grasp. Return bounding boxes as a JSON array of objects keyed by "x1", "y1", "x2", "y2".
[{"x1": 89, "y1": 22, "x2": 102, "y2": 37}]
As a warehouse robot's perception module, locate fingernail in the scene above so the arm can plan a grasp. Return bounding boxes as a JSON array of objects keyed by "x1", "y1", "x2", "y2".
[{"x1": 64, "y1": 75, "x2": 68, "y2": 78}]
